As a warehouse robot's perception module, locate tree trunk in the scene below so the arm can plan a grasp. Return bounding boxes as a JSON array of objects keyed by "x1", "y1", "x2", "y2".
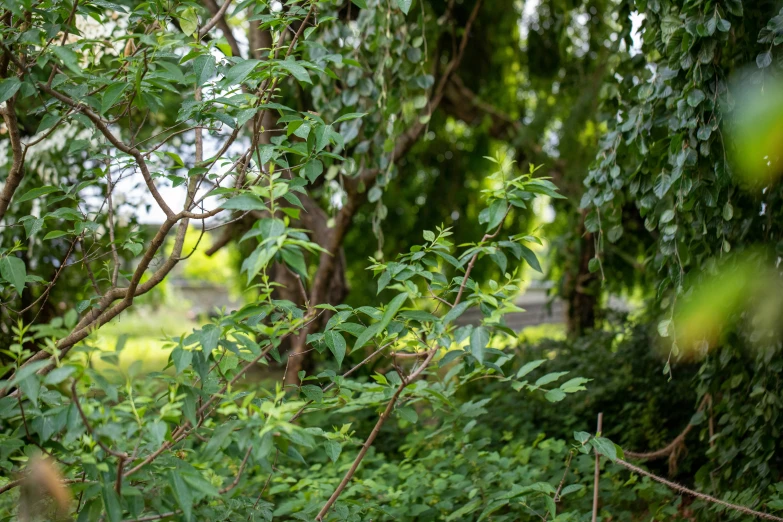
[{"x1": 563, "y1": 211, "x2": 599, "y2": 336}]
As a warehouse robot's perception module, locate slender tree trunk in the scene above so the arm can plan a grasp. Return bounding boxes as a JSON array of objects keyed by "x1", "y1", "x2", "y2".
[{"x1": 564, "y1": 211, "x2": 599, "y2": 336}]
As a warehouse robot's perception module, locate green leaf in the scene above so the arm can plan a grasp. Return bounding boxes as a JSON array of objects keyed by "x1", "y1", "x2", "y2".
[
  {"x1": 169, "y1": 471, "x2": 193, "y2": 520},
  {"x1": 179, "y1": 7, "x2": 199, "y2": 36},
  {"x1": 723, "y1": 202, "x2": 734, "y2": 221},
  {"x1": 380, "y1": 293, "x2": 408, "y2": 328},
  {"x1": 171, "y1": 347, "x2": 193, "y2": 374},
  {"x1": 201, "y1": 324, "x2": 220, "y2": 355},
  {"x1": 204, "y1": 420, "x2": 236, "y2": 454},
  {"x1": 442, "y1": 301, "x2": 470, "y2": 325},
  {"x1": 226, "y1": 58, "x2": 261, "y2": 85},
  {"x1": 23, "y1": 218, "x2": 44, "y2": 239},
  {"x1": 607, "y1": 225, "x2": 623, "y2": 243},
  {"x1": 52, "y1": 46, "x2": 81, "y2": 74},
  {"x1": 591, "y1": 437, "x2": 618, "y2": 461},
  {"x1": 469, "y1": 326, "x2": 489, "y2": 364},
  {"x1": 535, "y1": 371, "x2": 569, "y2": 387},
  {"x1": 544, "y1": 389, "x2": 567, "y2": 402},
  {"x1": 350, "y1": 0, "x2": 367, "y2": 8},
  {"x1": 353, "y1": 322, "x2": 381, "y2": 350},
  {"x1": 324, "y1": 331, "x2": 346, "y2": 367},
  {"x1": 16, "y1": 186, "x2": 61, "y2": 204},
  {"x1": 561, "y1": 484, "x2": 584, "y2": 496},
  {"x1": 35, "y1": 112, "x2": 60, "y2": 134},
  {"x1": 399, "y1": 310, "x2": 438, "y2": 323},
  {"x1": 281, "y1": 247, "x2": 307, "y2": 279},
  {"x1": 324, "y1": 439, "x2": 341, "y2": 462},
  {"x1": 43, "y1": 230, "x2": 69, "y2": 241},
  {"x1": 486, "y1": 200, "x2": 508, "y2": 231},
  {"x1": 397, "y1": 406, "x2": 418, "y2": 423},
  {"x1": 277, "y1": 59, "x2": 311, "y2": 83},
  {"x1": 757, "y1": 51, "x2": 773, "y2": 69},
  {"x1": 377, "y1": 270, "x2": 391, "y2": 294},
  {"x1": 559, "y1": 377, "x2": 589, "y2": 393},
  {"x1": 193, "y1": 54, "x2": 216, "y2": 86},
  {"x1": 222, "y1": 193, "x2": 268, "y2": 211},
  {"x1": 544, "y1": 495, "x2": 556, "y2": 519},
  {"x1": 301, "y1": 384, "x2": 323, "y2": 403},
  {"x1": 19, "y1": 374, "x2": 40, "y2": 407},
  {"x1": 44, "y1": 365, "x2": 75, "y2": 386},
  {"x1": 517, "y1": 359, "x2": 546, "y2": 378},
  {"x1": 0, "y1": 77, "x2": 21, "y2": 104},
  {"x1": 334, "y1": 112, "x2": 366, "y2": 123},
  {"x1": 102, "y1": 484, "x2": 122, "y2": 522},
  {"x1": 446, "y1": 499, "x2": 482, "y2": 520},
  {"x1": 396, "y1": 0, "x2": 413, "y2": 14},
  {"x1": 303, "y1": 159, "x2": 323, "y2": 183},
  {"x1": 574, "y1": 431, "x2": 591, "y2": 444},
  {"x1": 518, "y1": 244, "x2": 542, "y2": 273},
  {"x1": 687, "y1": 89, "x2": 705, "y2": 107},
  {"x1": 183, "y1": 473, "x2": 220, "y2": 497},
  {"x1": 0, "y1": 256, "x2": 26, "y2": 295},
  {"x1": 101, "y1": 83, "x2": 127, "y2": 114},
  {"x1": 657, "y1": 318, "x2": 671, "y2": 338}
]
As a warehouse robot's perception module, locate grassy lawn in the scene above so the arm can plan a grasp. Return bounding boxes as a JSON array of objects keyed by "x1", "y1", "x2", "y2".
[{"x1": 82, "y1": 307, "x2": 201, "y2": 376}]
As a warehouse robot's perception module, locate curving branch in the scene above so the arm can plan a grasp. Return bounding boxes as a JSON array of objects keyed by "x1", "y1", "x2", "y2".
[
  {"x1": 315, "y1": 348, "x2": 437, "y2": 521},
  {"x1": 0, "y1": 96, "x2": 27, "y2": 221},
  {"x1": 198, "y1": 0, "x2": 233, "y2": 41},
  {"x1": 37, "y1": 83, "x2": 175, "y2": 218},
  {"x1": 203, "y1": 0, "x2": 242, "y2": 58}
]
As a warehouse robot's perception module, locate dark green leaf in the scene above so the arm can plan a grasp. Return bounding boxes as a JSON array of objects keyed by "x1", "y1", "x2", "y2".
[
  {"x1": 102, "y1": 484, "x2": 122, "y2": 522},
  {"x1": 518, "y1": 244, "x2": 542, "y2": 273},
  {"x1": 0, "y1": 256, "x2": 26, "y2": 295},
  {"x1": 169, "y1": 471, "x2": 193, "y2": 520},
  {"x1": 591, "y1": 437, "x2": 618, "y2": 461},
  {"x1": 0, "y1": 77, "x2": 21, "y2": 104},
  {"x1": 226, "y1": 58, "x2": 261, "y2": 85}
]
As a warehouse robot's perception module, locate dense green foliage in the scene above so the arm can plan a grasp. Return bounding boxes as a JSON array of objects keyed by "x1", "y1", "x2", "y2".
[{"x1": 2, "y1": 0, "x2": 783, "y2": 520}]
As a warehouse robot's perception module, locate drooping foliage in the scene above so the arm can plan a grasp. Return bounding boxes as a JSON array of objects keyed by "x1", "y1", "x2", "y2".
[{"x1": 580, "y1": 0, "x2": 783, "y2": 500}]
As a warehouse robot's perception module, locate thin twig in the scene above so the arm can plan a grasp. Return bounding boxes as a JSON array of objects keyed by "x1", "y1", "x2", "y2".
[
  {"x1": 591, "y1": 412, "x2": 603, "y2": 522},
  {"x1": 198, "y1": 0, "x2": 233, "y2": 39},
  {"x1": 544, "y1": 451, "x2": 574, "y2": 522},
  {"x1": 453, "y1": 206, "x2": 511, "y2": 306},
  {"x1": 289, "y1": 340, "x2": 395, "y2": 423},
  {"x1": 613, "y1": 457, "x2": 783, "y2": 521},
  {"x1": 105, "y1": 155, "x2": 120, "y2": 286},
  {"x1": 315, "y1": 349, "x2": 436, "y2": 521},
  {"x1": 219, "y1": 445, "x2": 253, "y2": 494}
]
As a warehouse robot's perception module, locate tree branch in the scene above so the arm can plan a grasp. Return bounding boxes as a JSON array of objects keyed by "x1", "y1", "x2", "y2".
[
  {"x1": 0, "y1": 96, "x2": 27, "y2": 221},
  {"x1": 198, "y1": 0, "x2": 233, "y2": 40},
  {"x1": 316, "y1": 348, "x2": 437, "y2": 521},
  {"x1": 37, "y1": 83, "x2": 174, "y2": 218}
]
